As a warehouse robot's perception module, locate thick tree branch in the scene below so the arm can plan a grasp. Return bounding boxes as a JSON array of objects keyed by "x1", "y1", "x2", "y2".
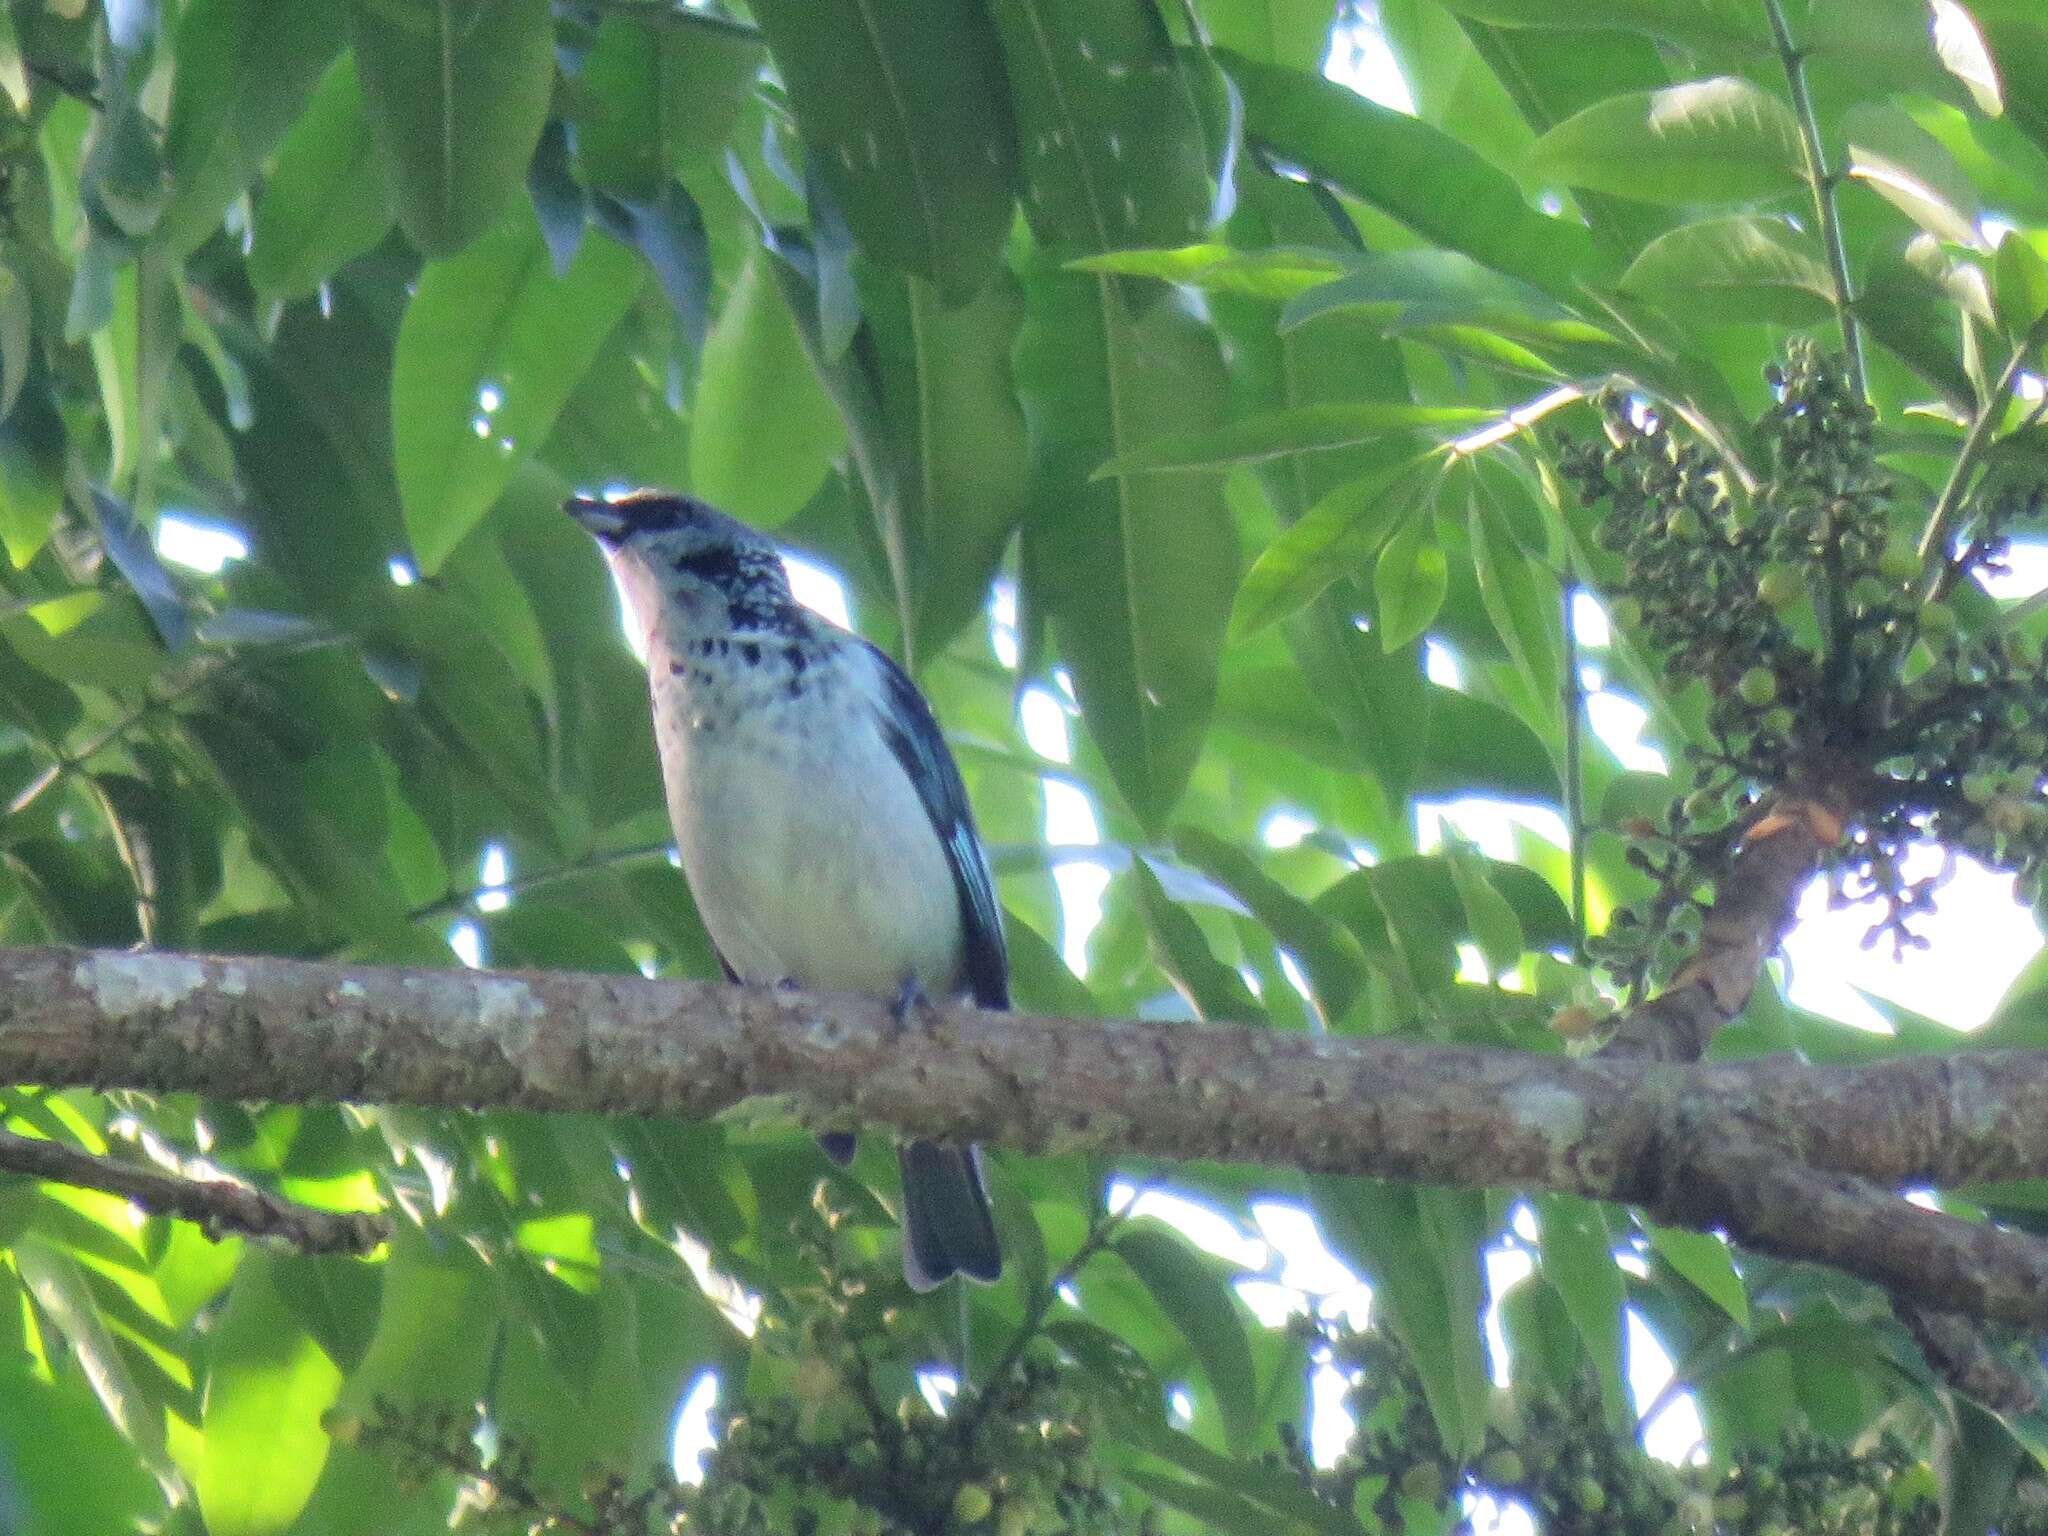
[
  {"x1": 1601, "y1": 797, "x2": 1835, "y2": 1061},
  {"x1": 0, "y1": 1128, "x2": 387, "y2": 1253},
  {"x1": 6, "y1": 946, "x2": 2048, "y2": 1327}
]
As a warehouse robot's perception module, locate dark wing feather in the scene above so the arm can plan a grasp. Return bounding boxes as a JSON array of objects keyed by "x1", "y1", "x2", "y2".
[{"x1": 860, "y1": 640, "x2": 1009, "y2": 1009}]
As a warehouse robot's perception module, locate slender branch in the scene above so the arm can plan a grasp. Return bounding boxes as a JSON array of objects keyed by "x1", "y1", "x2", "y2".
[
  {"x1": 1561, "y1": 567, "x2": 1587, "y2": 962},
  {"x1": 1914, "y1": 330, "x2": 2045, "y2": 572},
  {"x1": 1599, "y1": 792, "x2": 1839, "y2": 1061},
  {"x1": 12, "y1": 947, "x2": 2048, "y2": 1326},
  {"x1": 1763, "y1": 0, "x2": 1865, "y2": 400},
  {"x1": 955, "y1": 1186, "x2": 1150, "y2": 1445},
  {"x1": 402, "y1": 841, "x2": 677, "y2": 928},
  {"x1": 0, "y1": 1127, "x2": 386, "y2": 1254}
]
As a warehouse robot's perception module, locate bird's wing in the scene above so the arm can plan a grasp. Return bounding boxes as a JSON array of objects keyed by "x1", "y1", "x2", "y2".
[{"x1": 859, "y1": 639, "x2": 1009, "y2": 1009}]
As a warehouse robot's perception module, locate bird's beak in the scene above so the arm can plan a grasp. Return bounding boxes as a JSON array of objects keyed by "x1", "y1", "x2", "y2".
[{"x1": 563, "y1": 495, "x2": 630, "y2": 545}]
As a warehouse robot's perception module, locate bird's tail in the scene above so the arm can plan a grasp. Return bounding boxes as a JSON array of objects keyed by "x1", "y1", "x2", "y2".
[{"x1": 899, "y1": 1141, "x2": 1001, "y2": 1291}]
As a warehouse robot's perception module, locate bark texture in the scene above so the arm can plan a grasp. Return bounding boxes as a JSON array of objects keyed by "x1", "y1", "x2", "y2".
[{"x1": 3, "y1": 946, "x2": 2048, "y2": 1328}]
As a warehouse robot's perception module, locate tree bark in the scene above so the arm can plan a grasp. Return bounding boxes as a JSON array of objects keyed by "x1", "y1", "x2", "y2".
[{"x1": 5, "y1": 945, "x2": 2048, "y2": 1327}]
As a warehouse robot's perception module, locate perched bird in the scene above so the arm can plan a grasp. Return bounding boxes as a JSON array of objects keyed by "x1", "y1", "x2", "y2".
[{"x1": 565, "y1": 489, "x2": 1003, "y2": 1290}]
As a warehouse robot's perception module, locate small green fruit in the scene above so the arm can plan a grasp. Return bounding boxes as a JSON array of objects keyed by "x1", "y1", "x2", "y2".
[
  {"x1": 952, "y1": 1484, "x2": 995, "y2": 1524},
  {"x1": 1920, "y1": 600, "x2": 1956, "y2": 633},
  {"x1": 1757, "y1": 564, "x2": 1803, "y2": 608},
  {"x1": 1610, "y1": 596, "x2": 1644, "y2": 631},
  {"x1": 1479, "y1": 1449, "x2": 1526, "y2": 1484},
  {"x1": 1880, "y1": 543, "x2": 1921, "y2": 582},
  {"x1": 1398, "y1": 1461, "x2": 1447, "y2": 1504},
  {"x1": 1736, "y1": 666, "x2": 1778, "y2": 706},
  {"x1": 1963, "y1": 772, "x2": 1999, "y2": 806}
]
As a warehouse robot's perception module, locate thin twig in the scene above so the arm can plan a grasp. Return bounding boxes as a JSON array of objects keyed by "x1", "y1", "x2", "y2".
[
  {"x1": 1763, "y1": 0, "x2": 1865, "y2": 400},
  {"x1": 0, "y1": 1128, "x2": 387, "y2": 1253},
  {"x1": 1915, "y1": 328, "x2": 2046, "y2": 573},
  {"x1": 1561, "y1": 565, "x2": 1587, "y2": 962},
  {"x1": 954, "y1": 1181, "x2": 1155, "y2": 1445}
]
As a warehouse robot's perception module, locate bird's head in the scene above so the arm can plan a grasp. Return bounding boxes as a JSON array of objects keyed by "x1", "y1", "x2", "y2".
[{"x1": 565, "y1": 490, "x2": 798, "y2": 643}]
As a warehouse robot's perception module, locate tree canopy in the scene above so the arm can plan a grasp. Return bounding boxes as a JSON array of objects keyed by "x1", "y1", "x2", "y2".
[{"x1": 0, "y1": 0, "x2": 2047, "y2": 1532}]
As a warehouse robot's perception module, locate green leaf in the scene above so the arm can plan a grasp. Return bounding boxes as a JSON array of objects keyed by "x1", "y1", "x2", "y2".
[
  {"x1": 751, "y1": 0, "x2": 1015, "y2": 296},
  {"x1": 1993, "y1": 228, "x2": 2048, "y2": 341},
  {"x1": 1113, "y1": 1223, "x2": 1259, "y2": 1454},
  {"x1": 15, "y1": 1236, "x2": 176, "y2": 1485},
  {"x1": 1311, "y1": 1176, "x2": 1489, "y2": 1456},
  {"x1": 1533, "y1": 1194, "x2": 1629, "y2": 1432},
  {"x1": 1015, "y1": 263, "x2": 1236, "y2": 831},
  {"x1": 993, "y1": 0, "x2": 1217, "y2": 257},
  {"x1": 247, "y1": 53, "x2": 395, "y2": 302},
  {"x1": 1525, "y1": 77, "x2": 1803, "y2": 204},
  {"x1": 573, "y1": 13, "x2": 763, "y2": 198},
  {"x1": 199, "y1": 1250, "x2": 344, "y2": 1536},
  {"x1": 1098, "y1": 402, "x2": 1486, "y2": 477},
  {"x1": 1173, "y1": 826, "x2": 1373, "y2": 1021},
  {"x1": 1646, "y1": 1222, "x2": 1749, "y2": 1326},
  {"x1": 0, "y1": 261, "x2": 29, "y2": 422},
  {"x1": 1279, "y1": 248, "x2": 1574, "y2": 334},
  {"x1": 1445, "y1": 843, "x2": 1523, "y2": 975},
  {"x1": 1619, "y1": 214, "x2": 1836, "y2": 325},
  {"x1": 393, "y1": 207, "x2": 641, "y2": 574},
  {"x1": 1130, "y1": 856, "x2": 1265, "y2": 1024},
  {"x1": 0, "y1": 1340, "x2": 163, "y2": 1534},
  {"x1": 870, "y1": 267, "x2": 1033, "y2": 662},
  {"x1": 691, "y1": 249, "x2": 847, "y2": 527},
  {"x1": 159, "y1": 0, "x2": 346, "y2": 255},
  {"x1": 1373, "y1": 507, "x2": 1447, "y2": 651},
  {"x1": 0, "y1": 379, "x2": 67, "y2": 569},
  {"x1": 1231, "y1": 458, "x2": 1434, "y2": 638},
  {"x1": 353, "y1": 0, "x2": 557, "y2": 256},
  {"x1": 1067, "y1": 244, "x2": 1349, "y2": 300},
  {"x1": 1468, "y1": 463, "x2": 1562, "y2": 706},
  {"x1": 1224, "y1": 48, "x2": 1592, "y2": 298}
]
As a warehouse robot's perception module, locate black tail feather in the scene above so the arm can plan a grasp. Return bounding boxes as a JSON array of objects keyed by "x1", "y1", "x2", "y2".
[{"x1": 898, "y1": 1141, "x2": 1001, "y2": 1291}]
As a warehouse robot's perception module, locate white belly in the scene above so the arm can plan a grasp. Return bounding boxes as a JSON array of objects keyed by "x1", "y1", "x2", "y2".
[{"x1": 656, "y1": 689, "x2": 963, "y2": 998}]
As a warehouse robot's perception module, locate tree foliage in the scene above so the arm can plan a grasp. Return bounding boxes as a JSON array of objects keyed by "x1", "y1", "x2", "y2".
[{"x1": 0, "y1": 0, "x2": 2045, "y2": 1531}]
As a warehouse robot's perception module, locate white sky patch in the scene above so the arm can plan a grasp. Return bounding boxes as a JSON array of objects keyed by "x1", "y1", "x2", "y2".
[
  {"x1": 1261, "y1": 809, "x2": 1315, "y2": 849},
  {"x1": 989, "y1": 581, "x2": 1020, "y2": 669},
  {"x1": 1979, "y1": 537, "x2": 2048, "y2": 600},
  {"x1": 1418, "y1": 797, "x2": 1569, "y2": 863},
  {"x1": 917, "y1": 1368, "x2": 959, "y2": 1416},
  {"x1": 1780, "y1": 846, "x2": 2041, "y2": 1031},
  {"x1": 476, "y1": 843, "x2": 510, "y2": 913},
  {"x1": 156, "y1": 514, "x2": 248, "y2": 574},
  {"x1": 1572, "y1": 590, "x2": 1612, "y2": 648},
  {"x1": 782, "y1": 554, "x2": 852, "y2": 629},
  {"x1": 1634, "y1": 1310, "x2": 1707, "y2": 1465},
  {"x1": 1425, "y1": 639, "x2": 1463, "y2": 688},
  {"x1": 388, "y1": 555, "x2": 418, "y2": 587},
  {"x1": 670, "y1": 1370, "x2": 720, "y2": 1484},
  {"x1": 448, "y1": 920, "x2": 482, "y2": 969},
  {"x1": 1109, "y1": 1180, "x2": 1269, "y2": 1272},
  {"x1": 1323, "y1": 7, "x2": 1416, "y2": 115},
  {"x1": 1019, "y1": 686, "x2": 1072, "y2": 763},
  {"x1": 1585, "y1": 690, "x2": 1669, "y2": 773},
  {"x1": 1483, "y1": 1242, "x2": 1535, "y2": 1387}
]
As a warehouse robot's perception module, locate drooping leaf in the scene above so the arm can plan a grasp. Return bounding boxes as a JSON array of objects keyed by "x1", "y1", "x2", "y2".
[
  {"x1": 1373, "y1": 506, "x2": 1447, "y2": 651},
  {"x1": 993, "y1": 0, "x2": 1217, "y2": 257},
  {"x1": 1015, "y1": 260, "x2": 1236, "y2": 830},
  {"x1": 1619, "y1": 214, "x2": 1836, "y2": 325},
  {"x1": 1524, "y1": 76, "x2": 1804, "y2": 205},
  {"x1": 247, "y1": 53, "x2": 394, "y2": 302},
  {"x1": 751, "y1": 0, "x2": 1016, "y2": 296},
  {"x1": 198, "y1": 1250, "x2": 344, "y2": 1536},
  {"x1": 352, "y1": 0, "x2": 557, "y2": 256},
  {"x1": 1113, "y1": 1223, "x2": 1259, "y2": 1454},
  {"x1": 393, "y1": 207, "x2": 642, "y2": 573}
]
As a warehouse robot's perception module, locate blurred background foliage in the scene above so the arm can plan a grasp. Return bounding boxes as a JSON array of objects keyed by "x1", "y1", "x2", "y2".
[{"x1": 0, "y1": 0, "x2": 2044, "y2": 1530}]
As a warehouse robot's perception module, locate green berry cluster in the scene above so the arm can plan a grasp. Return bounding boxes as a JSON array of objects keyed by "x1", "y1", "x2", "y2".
[
  {"x1": 1561, "y1": 340, "x2": 2048, "y2": 971},
  {"x1": 1283, "y1": 1316, "x2": 1986, "y2": 1534},
  {"x1": 349, "y1": 1195, "x2": 1133, "y2": 1536}
]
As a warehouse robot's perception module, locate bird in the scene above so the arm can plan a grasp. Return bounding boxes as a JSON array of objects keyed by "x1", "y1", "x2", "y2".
[{"x1": 564, "y1": 488, "x2": 1004, "y2": 1291}]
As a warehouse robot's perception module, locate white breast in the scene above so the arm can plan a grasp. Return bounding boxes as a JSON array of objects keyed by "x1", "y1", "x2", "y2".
[{"x1": 651, "y1": 644, "x2": 964, "y2": 999}]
